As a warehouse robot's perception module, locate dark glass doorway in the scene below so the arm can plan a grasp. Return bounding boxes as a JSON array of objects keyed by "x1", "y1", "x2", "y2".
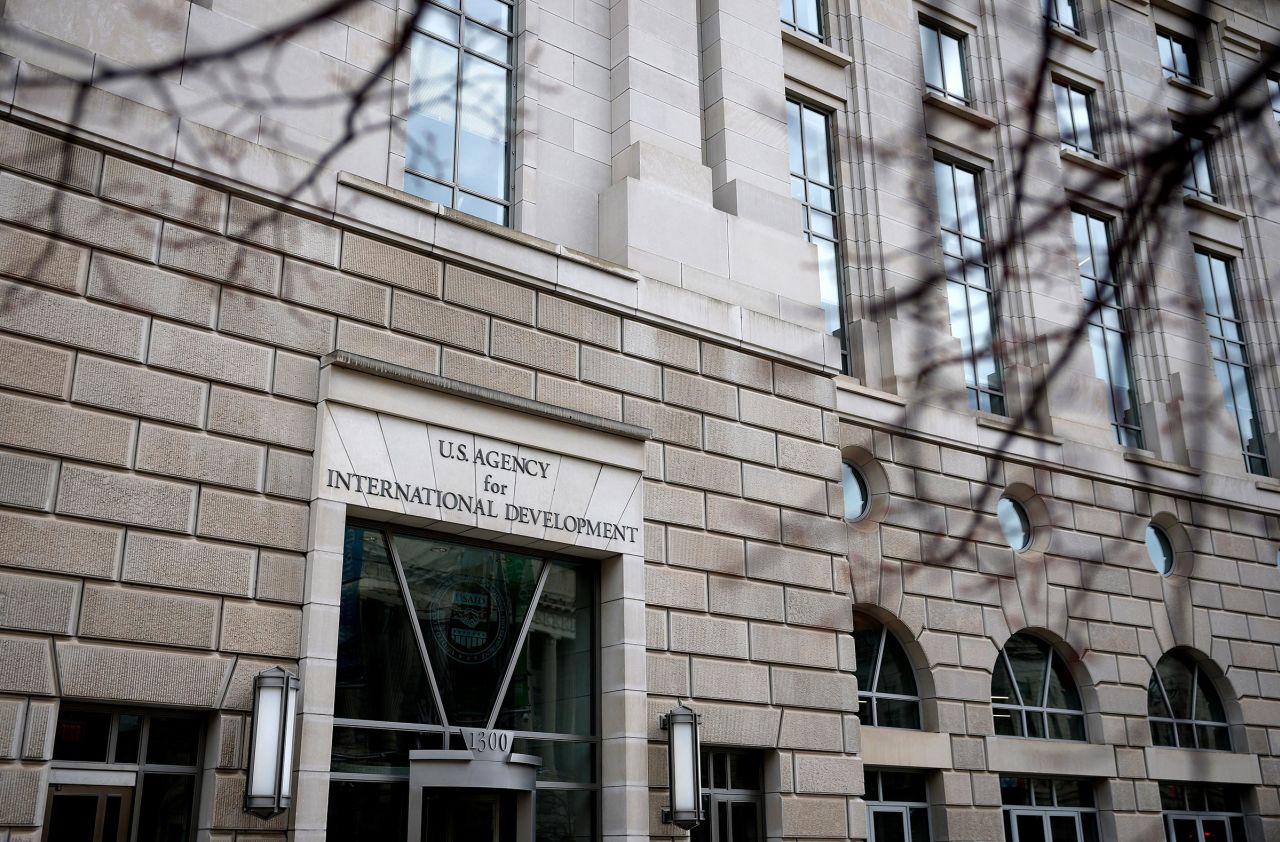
[
  {"x1": 423, "y1": 789, "x2": 516, "y2": 842},
  {"x1": 44, "y1": 786, "x2": 133, "y2": 842}
]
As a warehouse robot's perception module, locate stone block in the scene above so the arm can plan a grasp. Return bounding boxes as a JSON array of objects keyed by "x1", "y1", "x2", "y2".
[
  {"x1": 621, "y1": 321, "x2": 699, "y2": 370},
  {"x1": 160, "y1": 223, "x2": 280, "y2": 293},
  {"x1": 622, "y1": 397, "x2": 701, "y2": 447},
  {"x1": 341, "y1": 232, "x2": 442, "y2": 296},
  {"x1": 136, "y1": 423, "x2": 265, "y2": 491},
  {"x1": 256, "y1": 551, "x2": 305, "y2": 604},
  {"x1": 0, "y1": 765, "x2": 45, "y2": 825},
  {"x1": 664, "y1": 369, "x2": 737, "y2": 419},
  {"x1": 72, "y1": 355, "x2": 206, "y2": 428},
  {"x1": 701, "y1": 343, "x2": 772, "y2": 391},
  {"x1": 774, "y1": 364, "x2": 836, "y2": 409},
  {"x1": 273, "y1": 351, "x2": 320, "y2": 401},
  {"x1": 746, "y1": 542, "x2": 832, "y2": 589},
  {"x1": 0, "y1": 278, "x2": 146, "y2": 360},
  {"x1": 690, "y1": 656, "x2": 770, "y2": 702},
  {"x1": 55, "y1": 640, "x2": 231, "y2": 706},
  {"x1": 694, "y1": 700, "x2": 782, "y2": 746},
  {"x1": 778, "y1": 436, "x2": 842, "y2": 480},
  {"x1": 750, "y1": 623, "x2": 837, "y2": 668},
  {"x1": 492, "y1": 320, "x2": 578, "y2": 377},
  {"x1": 0, "y1": 697, "x2": 22, "y2": 758},
  {"x1": 0, "y1": 334, "x2": 74, "y2": 398},
  {"x1": 667, "y1": 611, "x2": 748, "y2": 658},
  {"x1": 100, "y1": 156, "x2": 226, "y2": 231},
  {"x1": 207, "y1": 770, "x2": 289, "y2": 830},
  {"x1": 787, "y1": 588, "x2": 855, "y2": 632},
  {"x1": 740, "y1": 389, "x2": 823, "y2": 439},
  {"x1": 282, "y1": 259, "x2": 390, "y2": 326},
  {"x1": 0, "y1": 570, "x2": 77, "y2": 634},
  {"x1": 197, "y1": 487, "x2": 309, "y2": 551},
  {"x1": 779, "y1": 709, "x2": 844, "y2": 751},
  {"x1": 0, "y1": 120, "x2": 99, "y2": 192},
  {"x1": 0, "y1": 633, "x2": 54, "y2": 694},
  {"x1": 207, "y1": 386, "x2": 317, "y2": 450},
  {"x1": 581, "y1": 346, "x2": 660, "y2": 398},
  {"x1": 219, "y1": 289, "x2": 335, "y2": 355},
  {"x1": 57, "y1": 464, "x2": 196, "y2": 533},
  {"x1": 86, "y1": 253, "x2": 218, "y2": 327},
  {"x1": 664, "y1": 446, "x2": 741, "y2": 495},
  {"x1": 228, "y1": 198, "x2": 340, "y2": 265},
  {"x1": 391, "y1": 290, "x2": 488, "y2": 352},
  {"x1": 794, "y1": 753, "x2": 861, "y2": 795},
  {"x1": 707, "y1": 495, "x2": 780, "y2": 542},
  {"x1": 538, "y1": 294, "x2": 621, "y2": 348},
  {"x1": 0, "y1": 510, "x2": 122, "y2": 579},
  {"x1": 644, "y1": 482, "x2": 705, "y2": 528},
  {"x1": 708, "y1": 575, "x2": 784, "y2": 621},
  {"x1": 743, "y1": 464, "x2": 827, "y2": 513},
  {"x1": 667, "y1": 527, "x2": 745, "y2": 575},
  {"x1": 771, "y1": 666, "x2": 858, "y2": 711},
  {"x1": 79, "y1": 583, "x2": 219, "y2": 649},
  {"x1": 0, "y1": 222, "x2": 88, "y2": 292},
  {"x1": 704, "y1": 417, "x2": 776, "y2": 465},
  {"x1": 123, "y1": 532, "x2": 253, "y2": 596},
  {"x1": 779, "y1": 795, "x2": 847, "y2": 837},
  {"x1": 444, "y1": 264, "x2": 534, "y2": 324},
  {"x1": 220, "y1": 599, "x2": 302, "y2": 658},
  {"x1": 645, "y1": 564, "x2": 707, "y2": 611},
  {"x1": 781, "y1": 510, "x2": 847, "y2": 554},
  {"x1": 0, "y1": 449, "x2": 56, "y2": 510},
  {"x1": 535, "y1": 374, "x2": 622, "y2": 420},
  {"x1": 440, "y1": 348, "x2": 532, "y2": 397},
  {"x1": 0, "y1": 171, "x2": 158, "y2": 259},
  {"x1": 148, "y1": 321, "x2": 273, "y2": 391},
  {"x1": 338, "y1": 321, "x2": 441, "y2": 374},
  {"x1": 257, "y1": 445, "x2": 307, "y2": 499},
  {"x1": 647, "y1": 652, "x2": 690, "y2": 696}
]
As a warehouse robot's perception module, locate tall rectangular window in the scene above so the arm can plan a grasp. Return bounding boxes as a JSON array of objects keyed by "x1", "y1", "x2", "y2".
[
  {"x1": 1157, "y1": 30, "x2": 1198, "y2": 84},
  {"x1": 788, "y1": 99, "x2": 849, "y2": 373},
  {"x1": 920, "y1": 23, "x2": 969, "y2": 104},
  {"x1": 866, "y1": 770, "x2": 932, "y2": 842},
  {"x1": 1268, "y1": 76, "x2": 1280, "y2": 123},
  {"x1": 1054, "y1": 82, "x2": 1098, "y2": 157},
  {"x1": 1175, "y1": 128, "x2": 1217, "y2": 200},
  {"x1": 781, "y1": 0, "x2": 823, "y2": 40},
  {"x1": 405, "y1": 0, "x2": 515, "y2": 225},
  {"x1": 934, "y1": 159, "x2": 1004, "y2": 414},
  {"x1": 690, "y1": 750, "x2": 764, "y2": 842},
  {"x1": 1196, "y1": 251, "x2": 1269, "y2": 475},
  {"x1": 1001, "y1": 777, "x2": 1100, "y2": 842},
  {"x1": 1044, "y1": 0, "x2": 1081, "y2": 34},
  {"x1": 1073, "y1": 210, "x2": 1143, "y2": 448}
]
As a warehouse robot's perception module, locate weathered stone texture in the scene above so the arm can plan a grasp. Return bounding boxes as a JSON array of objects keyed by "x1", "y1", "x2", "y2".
[
  {"x1": 55, "y1": 641, "x2": 231, "y2": 706},
  {"x1": 197, "y1": 487, "x2": 309, "y2": 551},
  {"x1": 229, "y1": 198, "x2": 340, "y2": 264},
  {"x1": 123, "y1": 532, "x2": 254, "y2": 596},
  {"x1": 135, "y1": 423, "x2": 265, "y2": 491},
  {"x1": 444, "y1": 264, "x2": 534, "y2": 324},
  {"x1": 0, "y1": 448, "x2": 56, "y2": 510},
  {"x1": 87, "y1": 252, "x2": 218, "y2": 327},
  {"x1": 0, "y1": 278, "x2": 146, "y2": 360},
  {"x1": 161, "y1": 222, "x2": 280, "y2": 292},
  {"x1": 0, "y1": 570, "x2": 78, "y2": 634},
  {"x1": 100, "y1": 156, "x2": 227, "y2": 231},
  {"x1": 0, "y1": 334, "x2": 74, "y2": 398},
  {"x1": 342, "y1": 232, "x2": 442, "y2": 295},
  {"x1": 56, "y1": 464, "x2": 197, "y2": 533},
  {"x1": 207, "y1": 386, "x2": 316, "y2": 450},
  {"x1": 0, "y1": 221, "x2": 88, "y2": 292},
  {"x1": 72, "y1": 354, "x2": 207, "y2": 427},
  {"x1": 282, "y1": 258, "x2": 390, "y2": 325},
  {"x1": 220, "y1": 600, "x2": 302, "y2": 657},
  {"x1": 0, "y1": 510, "x2": 122, "y2": 579},
  {"x1": 0, "y1": 171, "x2": 158, "y2": 259},
  {"x1": 219, "y1": 288, "x2": 335, "y2": 354},
  {"x1": 79, "y1": 583, "x2": 220, "y2": 649},
  {"x1": 148, "y1": 320, "x2": 273, "y2": 391}
]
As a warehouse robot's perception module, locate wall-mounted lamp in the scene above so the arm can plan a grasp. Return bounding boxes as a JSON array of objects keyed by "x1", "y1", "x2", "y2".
[
  {"x1": 661, "y1": 703, "x2": 703, "y2": 830},
  {"x1": 244, "y1": 666, "x2": 299, "y2": 817}
]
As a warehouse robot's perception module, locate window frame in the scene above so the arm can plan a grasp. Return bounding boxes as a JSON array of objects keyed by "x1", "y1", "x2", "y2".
[
  {"x1": 1148, "y1": 653, "x2": 1232, "y2": 751},
  {"x1": 1000, "y1": 776, "x2": 1100, "y2": 842},
  {"x1": 1053, "y1": 80, "x2": 1099, "y2": 158},
  {"x1": 991, "y1": 634, "x2": 1087, "y2": 742},
  {"x1": 1156, "y1": 29, "x2": 1199, "y2": 85},
  {"x1": 1269, "y1": 76, "x2": 1280, "y2": 124},
  {"x1": 1043, "y1": 0, "x2": 1082, "y2": 36},
  {"x1": 919, "y1": 20, "x2": 972, "y2": 105},
  {"x1": 866, "y1": 769, "x2": 932, "y2": 842},
  {"x1": 854, "y1": 614, "x2": 923, "y2": 729},
  {"x1": 780, "y1": 0, "x2": 825, "y2": 41},
  {"x1": 1195, "y1": 249, "x2": 1269, "y2": 476},
  {"x1": 691, "y1": 749, "x2": 765, "y2": 842},
  {"x1": 404, "y1": 0, "x2": 518, "y2": 225},
  {"x1": 1175, "y1": 127, "x2": 1218, "y2": 201}
]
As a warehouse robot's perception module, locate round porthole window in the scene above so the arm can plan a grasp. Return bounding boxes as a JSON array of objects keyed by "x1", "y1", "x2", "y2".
[
  {"x1": 842, "y1": 462, "x2": 869, "y2": 521},
  {"x1": 1146, "y1": 524, "x2": 1174, "y2": 575},
  {"x1": 997, "y1": 497, "x2": 1031, "y2": 552}
]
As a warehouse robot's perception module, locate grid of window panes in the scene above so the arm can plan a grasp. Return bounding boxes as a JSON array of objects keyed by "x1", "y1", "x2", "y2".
[
  {"x1": 326, "y1": 525, "x2": 598, "y2": 841},
  {"x1": 780, "y1": 0, "x2": 823, "y2": 40},
  {"x1": 1043, "y1": 0, "x2": 1081, "y2": 34},
  {"x1": 405, "y1": 0, "x2": 514, "y2": 224},
  {"x1": 920, "y1": 23, "x2": 969, "y2": 104},
  {"x1": 1148, "y1": 652, "x2": 1231, "y2": 750},
  {"x1": 1054, "y1": 82, "x2": 1097, "y2": 157},
  {"x1": 934, "y1": 158, "x2": 1004, "y2": 414},
  {"x1": 1196, "y1": 251, "x2": 1269, "y2": 475},
  {"x1": 853, "y1": 613, "x2": 922, "y2": 729},
  {"x1": 1270, "y1": 77, "x2": 1280, "y2": 123},
  {"x1": 1072, "y1": 210, "x2": 1143, "y2": 448},
  {"x1": 991, "y1": 634, "x2": 1086, "y2": 740},
  {"x1": 1160, "y1": 783, "x2": 1247, "y2": 842},
  {"x1": 1175, "y1": 129, "x2": 1217, "y2": 200},
  {"x1": 788, "y1": 99, "x2": 849, "y2": 374},
  {"x1": 866, "y1": 770, "x2": 932, "y2": 842},
  {"x1": 1001, "y1": 777, "x2": 1100, "y2": 842},
  {"x1": 48, "y1": 707, "x2": 203, "y2": 842},
  {"x1": 1157, "y1": 30, "x2": 1197, "y2": 84},
  {"x1": 691, "y1": 751, "x2": 764, "y2": 842}
]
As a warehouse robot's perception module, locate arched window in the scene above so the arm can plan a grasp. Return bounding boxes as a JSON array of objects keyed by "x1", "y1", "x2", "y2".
[
  {"x1": 1148, "y1": 652, "x2": 1231, "y2": 750},
  {"x1": 853, "y1": 613, "x2": 921, "y2": 729},
  {"x1": 991, "y1": 633, "x2": 1085, "y2": 740}
]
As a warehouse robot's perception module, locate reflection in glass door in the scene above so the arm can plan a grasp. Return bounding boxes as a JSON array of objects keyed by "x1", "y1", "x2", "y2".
[{"x1": 1165, "y1": 813, "x2": 1244, "y2": 842}]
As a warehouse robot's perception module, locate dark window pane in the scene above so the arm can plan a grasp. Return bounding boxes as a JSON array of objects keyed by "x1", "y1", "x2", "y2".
[
  {"x1": 116, "y1": 714, "x2": 142, "y2": 763},
  {"x1": 1198, "y1": 724, "x2": 1231, "y2": 751},
  {"x1": 993, "y1": 707, "x2": 1021, "y2": 737},
  {"x1": 330, "y1": 726, "x2": 438, "y2": 776},
  {"x1": 1031, "y1": 778, "x2": 1054, "y2": 807},
  {"x1": 729, "y1": 751, "x2": 762, "y2": 791},
  {"x1": 135, "y1": 773, "x2": 196, "y2": 842},
  {"x1": 1005, "y1": 635, "x2": 1049, "y2": 708},
  {"x1": 1000, "y1": 777, "x2": 1032, "y2": 807},
  {"x1": 853, "y1": 620, "x2": 881, "y2": 689},
  {"x1": 1157, "y1": 657, "x2": 1194, "y2": 720},
  {"x1": 327, "y1": 780, "x2": 409, "y2": 840},
  {"x1": 880, "y1": 771, "x2": 928, "y2": 803},
  {"x1": 102, "y1": 794, "x2": 125, "y2": 842},
  {"x1": 1176, "y1": 723, "x2": 1196, "y2": 748},
  {"x1": 53, "y1": 709, "x2": 112, "y2": 762},
  {"x1": 336, "y1": 527, "x2": 440, "y2": 724},
  {"x1": 873, "y1": 809, "x2": 908, "y2": 842},
  {"x1": 1046, "y1": 653, "x2": 1083, "y2": 711},
  {"x1": 1171, "y1": 818, "x2": 1199, "y2": 842},
  {"x1": 1048, "y1": 713, "x2": 1085, "y2": 741},
  {"x1": 1231, "y1": 817, "x2": 1246, "y2": 842},
  {"x1": 910, "y1": 806, "x2": 931, "y2": 842},
  {"x1": 1016, "y1": 813, "x2": 1047, "y2": 842},
  {"x1": 1160, "y1": 782, "x2": 1184, "y2": 811},
  {"x1": 991, "y1": 655, "x2": 1016, "y2": 707},
  {"x1": 1195, "y1": 670, "x2": 1228, "y2": 723},
  {"x1": 1203, "y1": 819, "x2": 1230, "y2": 842},
  {"x1": 1053, "y1": 778, "x2": 1091, "y2": 808},
  {"x1": 732, "y1": 801, "x2": 761, "y2": 842},
  {"x1": 1081, "y1": 814, "x2": 1100, "y2": 842},
  {"x1": 1150, "y1": 720, "x2": 1176, "y2": 748},
  {"x1": 1049, "y1": 814, "x2": 1077, "y2": 842},
  {"x1": 877, "y1": 699, "x2": 922, "y2": 730},
  {"x1": 865, "y1": 770, "x2": 881, "y2": 801},
  {"x1": 535, "y1": 788, "x2": 595, "y2": 842},
  {"x1": 878, "y1": 633, "x2": 919, "y2": 698},
  {"x1": 145, "y1": 716, "x2": 201, "y2": 767},
  {"x1": 45, "y1": 794, "x2": 100, "y2": 842},
  {"x1": 1026, "y1": 712, "x2": 1046, "y2": 739},
  {"x1": 512, "y1": 739, "x2": 596, "y2": 784}
]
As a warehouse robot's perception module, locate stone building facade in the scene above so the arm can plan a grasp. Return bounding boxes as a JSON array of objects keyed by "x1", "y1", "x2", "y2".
[{"x1": 0, "y1": 0, "x2": 1277, "y2": 840}]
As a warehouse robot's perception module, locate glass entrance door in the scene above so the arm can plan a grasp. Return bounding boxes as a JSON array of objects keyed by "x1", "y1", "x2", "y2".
[
  {"x1": 43, "y1": 786, "x2": 133, "y2": 842},
  {"x1": 1007, "y1": 810, "x2": 1092, "y2": 842},
  {"x1": 422, "y1": 789, "x2": 516, "y2": 842},
  {"x1": 1166, "y1": 813, "x2": 1244, "y2": 842}
]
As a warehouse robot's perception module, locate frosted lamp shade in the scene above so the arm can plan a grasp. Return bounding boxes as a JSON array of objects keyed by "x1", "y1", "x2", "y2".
[
  {"x1": 245, "y1": 667, "x2": 299, "y2": 817},
  {"x1": 280, "y1": 682, "x2": 298, "y2": 799},
  {"x1": 670, "y1": 721, "x2": 695, "y2": 812},
  {"x1": 248, "y1": 685, "x2": 282, "y2": 798}
]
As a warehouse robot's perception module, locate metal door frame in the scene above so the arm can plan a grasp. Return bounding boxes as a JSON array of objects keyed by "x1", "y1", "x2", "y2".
[
  {"x1": 1007, "y1": 808, "x2": 1085, "y2": 842},
  {"x1": 1164, "y1": 811, "x2": 1242, "y2": 842},
  {"x1": 42, "y1": 784, "x2": 134, "y2": 842}
]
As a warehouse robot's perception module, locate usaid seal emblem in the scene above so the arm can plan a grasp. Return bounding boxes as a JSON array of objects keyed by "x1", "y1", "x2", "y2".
[{"x1": 429, "y1": 575, "x2": 510, "y2": 664}]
